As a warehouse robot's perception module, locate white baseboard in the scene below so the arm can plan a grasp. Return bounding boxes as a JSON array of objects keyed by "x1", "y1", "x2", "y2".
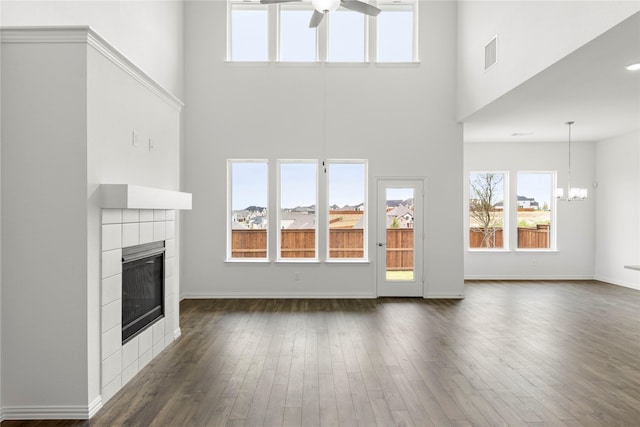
[
  {"x1": 593, "y1": 274, "x2": 640, "y2": 290},
  {"x1": 464, "y1": 274, "x2": 594, "y2": 280},
  {"x1": 424, "y1": 292, "x2": 465, "y2": 299},
  {"x1": 88, "y1": 396, "x2": 103, "y2": 419},
  {"x1": 181, "y1": 292, "x2": 376, "y2": 299},
  {"x1": 3, "y1": 400, "x2": 102, "y2": 420},
  {"x1": 174, "y1": 327, "x2": 182, "y2": 339}
]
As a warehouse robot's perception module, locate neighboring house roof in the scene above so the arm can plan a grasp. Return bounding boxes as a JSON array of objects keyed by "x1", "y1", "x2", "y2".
[
  {"x1": 280, "y1": 211, "x2": 315, "y2": 229},
  {"x1": 387, "y1": 205, "x2": 413, "y2": 219}
]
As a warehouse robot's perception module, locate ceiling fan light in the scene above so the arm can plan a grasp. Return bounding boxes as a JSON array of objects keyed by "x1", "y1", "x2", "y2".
[{"x1": 311, "y1": 0, "x2": 340, "y2": 13}]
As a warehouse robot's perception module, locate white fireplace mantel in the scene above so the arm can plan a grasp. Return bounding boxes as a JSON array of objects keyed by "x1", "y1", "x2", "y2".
[{"x1": 101, "y1": 184, "x2": 192, "y2": 210}]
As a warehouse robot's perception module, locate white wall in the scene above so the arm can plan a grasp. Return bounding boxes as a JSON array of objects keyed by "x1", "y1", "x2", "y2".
[
  {"x1": 182, "y1": 0, "x2": 464, "y2": 298},
  {"x1": 464, "y1": 140, "x2": 596, "y2": 279},
  {"x1": 457, "y1": 1, "x2": 640, "y2": 120},
  {"x1": 1, "y1": 0, "x2": 185, "y2": 98},
  {"x1": 594, "y1": 131, "x2": 640, "y2": 289},
  {"x1": 1, "y1": 28, "x2": 183, "y2": 417},
  {"x1": 1, "y1": 41, "x2": 90, "y2": 411},
  {"x1": 87, "y1": 44, "x2": 182, "y2": 404},
  {"x1": 0, "y1": 0, "x2": 3, "y2": 419}
]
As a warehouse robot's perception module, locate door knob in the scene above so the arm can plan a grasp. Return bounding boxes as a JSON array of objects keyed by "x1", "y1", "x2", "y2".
[{"x1": 378, "y1": 243, "x2": 385, "y2": 247}]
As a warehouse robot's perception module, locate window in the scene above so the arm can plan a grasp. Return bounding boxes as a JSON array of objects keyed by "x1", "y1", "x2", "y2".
[
  {"x1": 227, "y1": 0, "x2": 417, "y2": 63},
  {"x1": 376, "y1": 2, "x2": 416, "y2": 62},
  {"x1": 279, "y1": 6, "x2": 317, "y2": 62},
  {"x1": 517, "y1": 172, "x2": 554, "y2": 249},
  {"x1": 227, "y1": 160, "x2": 269, "y2": 260},
  {"x1": 278, "y1": 161, "x2": 318, "y2": 259},
  {"x1": 469, "y1": 172, "x2": 506, "y2": 249},
  {"x1": 229, "y1": 2, "x2": 268, "y2": 61},
  {"x1": 327, "y1": 161, "x2": 367, "y2": 260},
  {"x1": 327, "y1": 11, "x2": 366, "y2": 62}
]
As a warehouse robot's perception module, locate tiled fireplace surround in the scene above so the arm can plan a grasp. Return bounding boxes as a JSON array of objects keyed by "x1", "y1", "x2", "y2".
[{"x1": 100, "y1": 208, "x2": 180, "y2": 402}]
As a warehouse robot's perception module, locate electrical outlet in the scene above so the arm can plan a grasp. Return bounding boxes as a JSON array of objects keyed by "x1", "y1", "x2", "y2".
[
  {"x1": 132, "y1": 131, "x2": 138, "y2": 146},
  {"x1": 295, "y1": 272, "x2": 301, "y2": 281},
  {"x1": 148, "y1": 138, "x2": 154, "y2": 151}
]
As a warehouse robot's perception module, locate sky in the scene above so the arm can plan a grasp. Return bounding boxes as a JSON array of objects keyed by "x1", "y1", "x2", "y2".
[
  {"x1": 231, "y1": 162, "x2": 368, "y2": 210},
  {"x1": 517, "y1": 172, "x2": 552, "y2": 208}
]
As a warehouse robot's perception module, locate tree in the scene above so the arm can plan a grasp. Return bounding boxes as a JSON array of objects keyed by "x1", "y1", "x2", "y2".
[
  {"x1": 390, "y1": 217, "x2": 400, "y2": 228},
  {"x1": 469, "y1": 173, "x2": 503, "y2": 248}
]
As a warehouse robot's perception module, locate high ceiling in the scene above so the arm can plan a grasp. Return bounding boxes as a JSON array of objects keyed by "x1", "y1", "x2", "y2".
[{"x1": 463, "y1": 12, "x2": 640, "y2": 144}]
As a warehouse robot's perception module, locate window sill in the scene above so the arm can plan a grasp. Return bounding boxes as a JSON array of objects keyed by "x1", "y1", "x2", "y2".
[
  {"x1": 225, "y1": 259, "x2": 271, "y2": 264},
  {"x1": 515, "y1": 249, "x2": 558, "y2": 253},
  {"x1": 467, "y1": 249, "x2": 510, "y2": 253},
  {"x1": 325, "y1": 259, "x2": 371, "y2": 264},
  {"x1": 276, "y1": 259, "x2": 321, "y2": 264}
]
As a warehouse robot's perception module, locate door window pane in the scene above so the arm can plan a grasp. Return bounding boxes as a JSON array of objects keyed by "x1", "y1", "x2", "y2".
[
  {"x1": 328, "y1": 11, "x2": 365, "y2": 62},
  {"x1": 377, "y1": 4, "x2": 414, "y2": 62},
  {"x1": 386, "y1": 188, "x2": 414, "y2": 280},
  {"x1": 328, "y1": 162, "x2": 367, "y2": 259},
  {"x1": 279, "y1": 162, "x2": 318, "y2": 258},
  {"x1": 229, "y1": 161, "x2": 268, "y2": 259},
  {"x1": 469, "y1": 172, "x2": 505, "y2": 249},
  {"x1": 230, "y1": 4, "x2": 268, "y2": 61},
  {"x1": 279, "y1": 7, "x2": 317, "y2": 62},
  {"x1": 517, "y1": 172, "x2": 553, "y2": 249}
]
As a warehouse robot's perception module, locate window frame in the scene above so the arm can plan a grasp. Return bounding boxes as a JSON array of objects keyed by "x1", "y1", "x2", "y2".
[
  {"x1": 277, "y1": 3, "x2": 319, "y2": 62},
  {"x1": 326, "y1": 9, "x2": 369, "y2": 63},
  {"x1": 374, "y1": 0, "x2": 419, "y2": 63},
  {"x1": 325, "y1": 159, "x2": 369, "y2": 262},
  {"x1": 467, "y1": 170, "x2": 509, "y2": 252},
  {"x1": 227, "y1": 0, "x2": 270, "y2": 62},
  {"x1": 515, "y1": 171, "x2": 557, "y2": 252},
  {"x1": 226, "y1": 159, "x2": 270, "y2": 262},
  {"x1": 227, "y1": 0, "x2": 418, "y2": 64},
  {"x1": 277, "y1": 159, "x2": 320, "y2": 262}
]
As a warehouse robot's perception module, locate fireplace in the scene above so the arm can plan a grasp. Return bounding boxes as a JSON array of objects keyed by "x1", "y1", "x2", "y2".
[{"x1": 121, "y1": 241, "x2": 165, "y2": 343}]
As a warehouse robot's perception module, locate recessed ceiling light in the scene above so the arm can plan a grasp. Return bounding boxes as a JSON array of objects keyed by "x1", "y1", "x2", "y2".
[
  {"x1": 511, "y1": 132, "x2": 533, "y2": 137},
  {"x1": 626, "y1": 63, "x2": 640, "y2": 71}
]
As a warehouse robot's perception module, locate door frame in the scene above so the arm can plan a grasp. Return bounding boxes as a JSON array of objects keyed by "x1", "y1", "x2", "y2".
[{"x1": 375, "y1": 177, "x2": 426, "y2": 297}]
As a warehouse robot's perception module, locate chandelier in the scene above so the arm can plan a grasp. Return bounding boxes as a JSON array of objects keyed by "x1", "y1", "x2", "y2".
[{"x1": 556, "y1": 121, "x2": 588, "y2": 201}]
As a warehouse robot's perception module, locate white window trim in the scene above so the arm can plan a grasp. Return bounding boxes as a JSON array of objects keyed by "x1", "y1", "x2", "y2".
[
  {"x1": 374, "y1": 0, "x2": 419, "y2": 63},
  {"x1": 227, "y1": 0, "x2": 418, "y2": 64},
  {"x1": 227, "y1": 159, "x2": 270, "y2": 261},
  {"x1": 227, "y1": 1, "x2": 270, "y2": 62},
  {"x1": 277, "y1": 159, "x2": 319, "y2": 262},
  {"x1": 468, "y1": 170, "x2": 509, "y2": 251},
  {"x1": 515, "y1": 170, "x2": 557, "y2": 251},
  {"x1": 326, "y1": 159, "x2": 369, "y2": 261},
  {"x1": 325, "y1": 10, "x2": 369, "y2": 63},
  {"x1": 277, "y1": 3, "x2": 319, "y2": 63}
]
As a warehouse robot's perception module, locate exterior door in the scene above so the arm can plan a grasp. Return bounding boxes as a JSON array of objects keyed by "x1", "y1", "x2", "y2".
[{"x1": 376, "y1": 179, "x2": 424, "y2": 297}]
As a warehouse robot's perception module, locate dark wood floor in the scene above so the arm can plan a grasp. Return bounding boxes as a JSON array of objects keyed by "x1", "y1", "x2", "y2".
[{"x1": 3, "y1": 280, "x2": 640, "y2": 426}]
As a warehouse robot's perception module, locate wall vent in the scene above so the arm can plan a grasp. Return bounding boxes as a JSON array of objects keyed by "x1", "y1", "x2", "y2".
[{"x1": 485, "y1": 35, "x2": 498, "y2": 71}]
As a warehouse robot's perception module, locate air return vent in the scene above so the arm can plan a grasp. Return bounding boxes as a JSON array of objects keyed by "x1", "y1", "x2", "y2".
[{"x1": 485, "y1": 35, "x2": 498, "y2": 70}]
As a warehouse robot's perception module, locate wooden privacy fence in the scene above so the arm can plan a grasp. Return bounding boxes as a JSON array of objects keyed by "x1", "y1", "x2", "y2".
[
  {"x1": 469, "y1": 225, "x2": 549, "y2": 249},
  {"x1": 385, "y1": 228, "x2": 414, "y2": 271},
  {"x1": 231, "y1": 228, "x2": 415, "y2": 269},
  {"x1": 469, "y1": 227, "x2": 504, "y2": 248},
  {"x1": 518, "y1": 224, "x2": 549, "y2": 248}
]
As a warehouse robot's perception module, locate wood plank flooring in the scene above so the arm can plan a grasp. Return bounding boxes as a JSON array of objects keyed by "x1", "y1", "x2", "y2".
[{"x1": 3, "y1": 280, "x2": 639, "y2": 426}]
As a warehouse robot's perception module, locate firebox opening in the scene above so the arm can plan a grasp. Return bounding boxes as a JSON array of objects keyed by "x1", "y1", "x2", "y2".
[{"x1": 121, "y1": 241, "x2": 165, "y2": 344}]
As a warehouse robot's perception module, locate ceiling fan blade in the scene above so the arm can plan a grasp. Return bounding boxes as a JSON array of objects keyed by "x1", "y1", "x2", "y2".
[
  {"x1": 260, "y1": 0, "x2": 300, "y2": 4},
  {"x1": 340, "y1": 0, "x2": 381, "y2": 16},
  {"x1": 309, "y1": 10, "x2": 325, "y2": 28}
]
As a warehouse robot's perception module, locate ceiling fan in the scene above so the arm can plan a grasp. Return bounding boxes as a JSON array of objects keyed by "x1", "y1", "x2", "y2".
[{"x1": 260, "y1": 0, "x2": 381, "y2": 28}]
